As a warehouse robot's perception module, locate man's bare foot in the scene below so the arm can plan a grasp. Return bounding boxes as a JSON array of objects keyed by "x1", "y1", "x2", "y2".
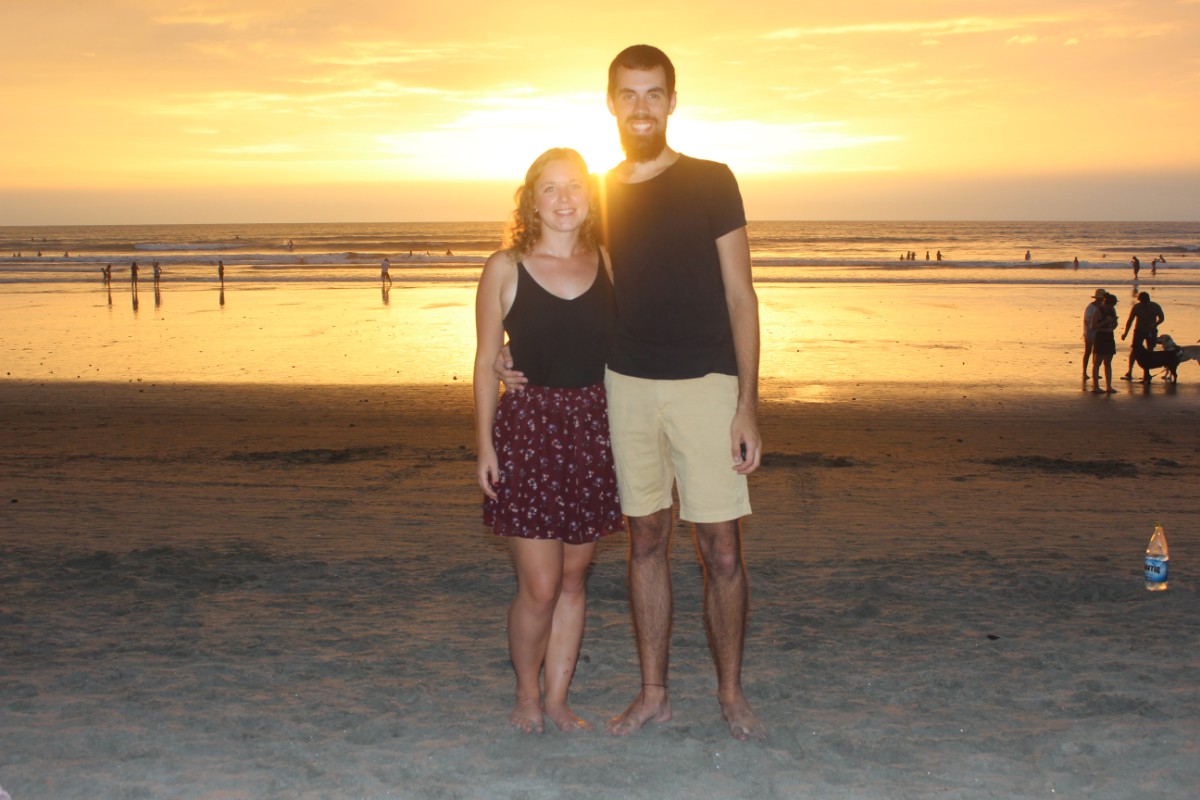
[
  {"x1": 721, "y1": 696, "x2": 766, "y2": 741},
  {"x1": 509, "y1": 696, "x2": 544, "y2": 734},
  {"x1": 545, "y1": 702, "x2": 593, "y2": 733},
  {"x1": 605, "y1": 688, "x2": 672, "y2": 736}
]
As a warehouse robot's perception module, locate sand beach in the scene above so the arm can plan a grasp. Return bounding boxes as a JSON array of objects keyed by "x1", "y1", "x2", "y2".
[{"x1": 1, "y1": 375, "x2": 1198, "y2": 799}]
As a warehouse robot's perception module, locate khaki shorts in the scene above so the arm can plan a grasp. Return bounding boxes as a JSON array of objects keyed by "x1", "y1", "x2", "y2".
[{"x1": 604, "y1": 369, "x2": 751, "y2": 523}]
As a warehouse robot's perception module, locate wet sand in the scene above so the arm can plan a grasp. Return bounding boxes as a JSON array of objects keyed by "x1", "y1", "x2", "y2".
[
  {"x1": 4, "y1": 280, "x2": 1200, "y2": 394},
  {"x1": 1, "y1": 379, "x2": 1198, "y2": 799}
]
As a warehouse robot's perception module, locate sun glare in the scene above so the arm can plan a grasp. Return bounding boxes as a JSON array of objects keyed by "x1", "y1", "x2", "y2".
[
  {"x1": 670, "y1": 116, "x2": 901, "y2": 176},
  {"x1": 373, "y1": 96, "x2": 899, "y2": 187},
  {"x1": 378, "y1": 96, "x2": 624, "y2": 183}
]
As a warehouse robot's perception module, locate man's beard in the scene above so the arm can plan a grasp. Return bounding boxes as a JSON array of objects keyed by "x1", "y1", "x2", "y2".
[{"x1": 619, "y1": 124, "x2": 667, "y2": 163}]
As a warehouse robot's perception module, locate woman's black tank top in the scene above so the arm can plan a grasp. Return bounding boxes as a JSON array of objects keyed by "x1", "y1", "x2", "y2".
[{"x1": 504, "y1": 254, "x2": 614, "y2": 388}]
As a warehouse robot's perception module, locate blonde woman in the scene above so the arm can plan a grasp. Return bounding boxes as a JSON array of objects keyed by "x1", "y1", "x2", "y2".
[{"x1": 474, "y1": 148, "x2": 623, "y2": 733}]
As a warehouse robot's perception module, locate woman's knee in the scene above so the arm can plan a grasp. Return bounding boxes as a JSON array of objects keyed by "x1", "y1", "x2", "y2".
[
  {"x1": 517, "y1": 574, "x2": 562, "y2": 610},
  {"x1": 560, "y1": 544, "x2": 595, "y2": 595}
]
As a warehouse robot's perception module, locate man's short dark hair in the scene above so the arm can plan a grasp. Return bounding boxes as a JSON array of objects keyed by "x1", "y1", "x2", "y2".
[{"x1": 608, "y1": 44, "x2": 676, "y2": 98}]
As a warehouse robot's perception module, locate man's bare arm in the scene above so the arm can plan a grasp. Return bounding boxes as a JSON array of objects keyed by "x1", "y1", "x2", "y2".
[{"x1": 716, "y1": 226, "x2": 761, "y2": 475}]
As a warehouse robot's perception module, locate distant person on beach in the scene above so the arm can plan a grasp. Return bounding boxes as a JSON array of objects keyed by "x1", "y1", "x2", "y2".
[
  {"x1": 1151, "y1": 259, "x2": 1158, "y2": 277},
  {"x1": 937, "y1": 250, "x2": 943, "y2": 261},
  {"x1": 218, "y1": 261, "x2": 225, "y2": 282},
  {"x1": 1082, "y1": 288, "x2": 1107, "y2": 381},
  {"x1": 153, "y1": 262, "x2": 162, "y2": 285},
  {"x1": 1131, "y1": 255, "x2": 1140, "y2": 280},
  {"x1": 497, "y1": 44, "x2": 764, "y2": 742},
  {"x1": 1025, "y1": 250, "x2": 1031, "y2": 261},
  {"x1": 1073, "y1": 256, "x2": 1079, "y2": 269},
  {"x1": 130, "y1": 262, "x2": 139, "y2": 285},
  {"x1": 1120, "y1": 291, "x2": 1164, "y2": 383},
  {"x1": 474, "y1": 148, "x2": 623, "y2": 735},
  {"x1": 380, "y1": 257, "x2": 391, "y2": 285},
  {"x1": 1091, "y1": 293, "x2": 1119, "y2": 393}
]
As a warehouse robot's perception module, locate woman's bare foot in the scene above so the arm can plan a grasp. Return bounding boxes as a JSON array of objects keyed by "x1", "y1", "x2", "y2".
[
  {"x1": 509, "y1": 696, "x2": 544, "y2": 734},
  {"x1": 604, "y1": 688, "x2": 672, "y2": 736},
  {"x1": 545, "y1": 702, "x2": 593, "y2": 733},
  {"x1": 720, "y1": 696, "x2": 767, "y2": 741}
]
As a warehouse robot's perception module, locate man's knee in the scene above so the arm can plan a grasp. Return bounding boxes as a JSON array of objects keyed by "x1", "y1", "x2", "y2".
[
  {"x1": 628, "y1": 510, "x2": 672, "y2": 559},
  {"x1": 696, "y1": 522, "x2": 744, "y2": 578}
]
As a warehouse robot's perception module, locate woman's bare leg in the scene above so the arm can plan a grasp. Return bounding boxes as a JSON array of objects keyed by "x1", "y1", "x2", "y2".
[
  {"x1": 543, "y1": 541, "x2": 597, "y2": 732},
  {"x1": 507, "y1": 538, "x2": 564, "y2": 733}
]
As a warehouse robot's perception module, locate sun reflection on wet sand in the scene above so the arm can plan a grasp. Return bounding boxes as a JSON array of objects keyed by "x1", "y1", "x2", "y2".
[{"x1": 2, "y1": 281, "x2": 1199, "y2": 404}]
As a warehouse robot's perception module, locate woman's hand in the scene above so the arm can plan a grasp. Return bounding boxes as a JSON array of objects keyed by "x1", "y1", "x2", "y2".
[{"x1": 477, "y1": 447, "x2": 500, "y2": 500}]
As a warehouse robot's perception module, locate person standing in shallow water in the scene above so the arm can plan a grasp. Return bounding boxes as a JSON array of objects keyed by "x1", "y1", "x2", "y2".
[
  {"x1": 1081, "y1": 288, "x2": 1106, "y2": 381},
  {"x1": 1091, "y1": 293, "x2": 1118, "y2": 393},
  {"x1": 1120, "y1": 290, "x2": 1165, "y2": 383},
  {"x1": 474, "y1": 148, "x2": 623, "y2": 735}
]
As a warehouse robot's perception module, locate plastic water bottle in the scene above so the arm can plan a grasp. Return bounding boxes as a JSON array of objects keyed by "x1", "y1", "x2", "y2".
[{"x1": 1144, "y1": 523, "x2": 1169, "y2": 591}]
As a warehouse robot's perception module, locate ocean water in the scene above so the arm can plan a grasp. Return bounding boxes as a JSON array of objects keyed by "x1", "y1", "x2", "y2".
[
  {"x1": 2, "y1": 221, "x2": 1199, "y2": 394},
  {"x1": 2, "y1": 220, "x2": 1198, "y2": 287}
]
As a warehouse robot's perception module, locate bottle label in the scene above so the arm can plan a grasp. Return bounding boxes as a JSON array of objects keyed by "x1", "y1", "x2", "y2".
[{"x1": 1145, "y1": 557, "x2": 1168, "y2": 584}]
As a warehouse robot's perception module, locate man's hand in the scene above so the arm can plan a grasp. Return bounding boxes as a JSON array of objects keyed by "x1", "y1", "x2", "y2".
[
  {"x1": 492, "y1": 345, "x2": 528, "y2": 392},
  {"x1": 730, "y1": 408, "x2": 761, "y2": 475}
]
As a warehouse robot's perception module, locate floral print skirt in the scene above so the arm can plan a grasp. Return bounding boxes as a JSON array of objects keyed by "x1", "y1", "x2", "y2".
[{"x1": 483, "y1": 384, "x2": 624, "y2": 544}]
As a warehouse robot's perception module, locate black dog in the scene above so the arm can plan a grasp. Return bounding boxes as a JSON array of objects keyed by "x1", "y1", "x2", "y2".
[{"x1": 1133, "y1": 338, "x2": 1183, "y2": 382}]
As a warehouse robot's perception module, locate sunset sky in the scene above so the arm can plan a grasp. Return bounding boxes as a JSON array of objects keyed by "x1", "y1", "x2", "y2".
[{"x1": 2, "y1": 0, "x2": 1197, "y2": 224}]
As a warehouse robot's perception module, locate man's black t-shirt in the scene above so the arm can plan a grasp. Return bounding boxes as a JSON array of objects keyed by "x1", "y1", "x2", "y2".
[{"x1": 603, "y1": 155, "x2": 746, "y2": 380}]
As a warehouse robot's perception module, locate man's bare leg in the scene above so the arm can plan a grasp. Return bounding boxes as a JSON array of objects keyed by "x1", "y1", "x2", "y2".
[
  {"x1": 695, "y1": 519, "x2": 766, "y2": 741},
  {"x1": 543, "y1": 541, "x2": 596, "y2": 732},
  {"x1": 606, "y1": 508, "x2": 674, "y2": 735},
  {"x1": 507, "y1": 539, "x2": 564, "y2": 734}
]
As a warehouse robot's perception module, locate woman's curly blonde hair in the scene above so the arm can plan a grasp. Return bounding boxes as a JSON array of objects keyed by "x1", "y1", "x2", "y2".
[{"x1": 506, "y1": 148, "x2": 599, "y2": 255}]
